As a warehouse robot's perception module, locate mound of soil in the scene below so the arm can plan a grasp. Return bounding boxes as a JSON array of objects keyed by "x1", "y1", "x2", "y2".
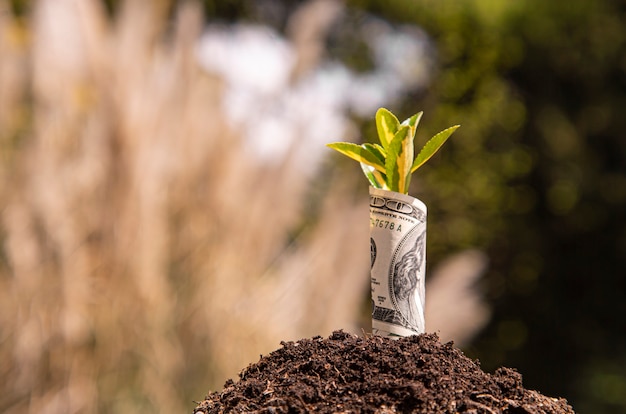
[{"x1": 194, "y1": 331, "x2": 575, "y2": 413}]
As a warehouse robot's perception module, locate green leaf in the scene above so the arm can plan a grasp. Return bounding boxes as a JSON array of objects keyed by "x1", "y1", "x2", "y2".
[
  {"x1": 328, "y1": 108, "x2": 458, "y2": 194},
  {"x1": 401, "y1": 111, "x2": 423, "y2": 140},
  {"x1": 362, "y1": 143, "x2": 386, "y2": 163},
  {"x1": 384, "y1": 125, "x2": 412, "y2": 193},
  {"x1": 360, "y1": 163, "x2": 386, "y2": 189},
  {"x1": 326, "y1": 142, "x2": 386, "y2": 173},
  {"x1": 411, "y1": 125, "x2": 460, "y2": 173},
  {"x1": 398, "y1": 127, "x2": 414, "y2": 193},
  {"x1": 375, "y1": 108, "x2": 400, "y2": 150},
  {"x1": 372, "y1": 143, "x2": 387, "y2": 156}
]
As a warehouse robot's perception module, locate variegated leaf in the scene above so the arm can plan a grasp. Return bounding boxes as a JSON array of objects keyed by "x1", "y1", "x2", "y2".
[
  {"x1": 411, "y1": 125, "x2": 460, "y2": 173},
  {"x1": 326, "y1": 142, "x2": 386, "y2": 173},
  {"x1": 375, "y1": 108, "x2": 400, "y2": 150},
  {"x1": 385, "y1": 125, "x2": 412, "y2": 193}
]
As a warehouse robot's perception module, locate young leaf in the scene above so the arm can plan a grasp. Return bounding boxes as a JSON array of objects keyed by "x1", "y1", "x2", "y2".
[
  {"x1": 326, "y1": 107, "x2": 459, "y2": 195},
  {"x1": 398, "y1": 127, "x2": 414, "y2": 193},
  {"x1": 360, "y1": 163, "x2": 386, "y2": 189},
  {"x1": 384, "y1": 125, "x2": 412, "y2": 193},
  {"x1": 411, "y1": 125, "x2": 460, "y2": 173},
  {"x1": 326, "y1": 142, "x2": 386, "y2": 173},
  {"x1": 375, "y1": 108, "x2": 400, "y2": 150},
  {"x1": 372, "y1": 143, "x2": 387, "y2": 156},
  {"x1": 401, "y1": 111, "x2": 423, "y2": 140},
  {"x1": 362, "y1": 143, "x2": 386, "y2": 164}
]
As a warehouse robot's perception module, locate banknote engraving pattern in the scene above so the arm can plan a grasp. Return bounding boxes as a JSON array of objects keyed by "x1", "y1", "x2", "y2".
[
  {"x1": 369, "y1": 195, "x2": 426, "y2": 222},
  {"x1": 390, "y1": 228, "x2": 426, "y2": 333},
  {"x1": 369, "y1": 188, "x2": 427, "y2": 338}
]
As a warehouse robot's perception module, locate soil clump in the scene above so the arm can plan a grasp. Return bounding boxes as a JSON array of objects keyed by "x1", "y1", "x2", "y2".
[{"x1": 194, "y1": 331, "x2": 575, "y2": 413}]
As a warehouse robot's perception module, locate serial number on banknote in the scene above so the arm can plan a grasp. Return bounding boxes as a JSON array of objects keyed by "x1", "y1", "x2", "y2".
[{"x1": 370, "y1": 218, "x2": 402, "y2": 231}]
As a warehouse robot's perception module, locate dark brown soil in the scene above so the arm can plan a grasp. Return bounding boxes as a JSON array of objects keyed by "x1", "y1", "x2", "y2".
[{"x1": 193, "y1": 331, "x2": 575, "y2": 413}]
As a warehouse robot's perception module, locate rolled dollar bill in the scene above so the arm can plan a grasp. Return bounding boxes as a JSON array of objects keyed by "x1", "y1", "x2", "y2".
[{"x1": 369, "y1": 187, "x2": 427, "y2": 338}]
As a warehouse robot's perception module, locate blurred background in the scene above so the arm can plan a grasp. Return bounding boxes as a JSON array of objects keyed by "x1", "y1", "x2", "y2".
[{"x1": 1, "y1": 0, "x2": 625, "y2": 413}]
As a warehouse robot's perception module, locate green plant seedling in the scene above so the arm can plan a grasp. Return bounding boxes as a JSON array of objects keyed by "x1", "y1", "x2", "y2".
[{"x1": 327, "y1": 108, "x2": 459, "y2": 194}]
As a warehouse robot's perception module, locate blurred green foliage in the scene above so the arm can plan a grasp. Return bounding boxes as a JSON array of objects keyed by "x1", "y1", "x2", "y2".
[
  {"x1": 343, "y1": 1, "x2": 626, "y2": 412},
  {"x1": 211, "y1": 0, "x2": 624, "y2": 411}
]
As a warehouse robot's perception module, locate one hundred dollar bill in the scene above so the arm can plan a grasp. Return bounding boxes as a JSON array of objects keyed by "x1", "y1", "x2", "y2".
[{"x1": 369, "y1": 187, "x2": 427, "y2": 338}]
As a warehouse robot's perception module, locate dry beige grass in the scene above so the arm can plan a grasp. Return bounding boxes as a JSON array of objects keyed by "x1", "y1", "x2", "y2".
[{"x1": 0, "y1": 1, "x2": 370, "y2": 412}]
